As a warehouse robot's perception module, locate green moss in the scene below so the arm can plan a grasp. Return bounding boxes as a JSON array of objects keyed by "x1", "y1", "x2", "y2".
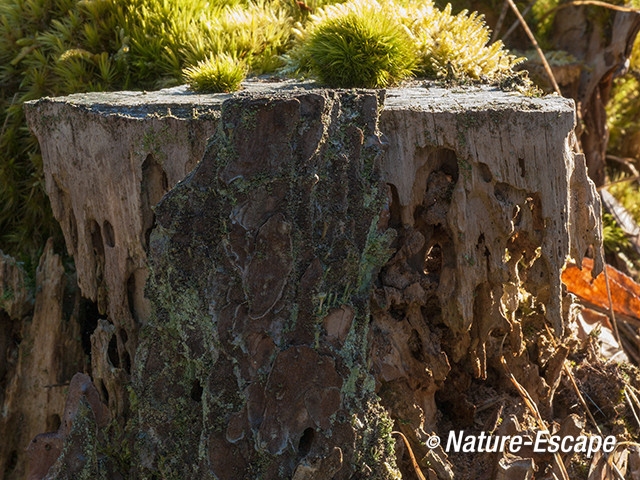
[
  {"x1": 358, "y1": 222, "x2": 396, "y2": 290},
  {"x1": 304, "y1": 8, "x2": 416, "y2": 87},
  {"x1": 99, "y1": 419, "x2": 133, "y2": 476},
  {"x1": 286, "y1": 0, "x2": 523, "y2": 85},
  {"x1": 140, "y1": 125, "x2": 171, "y2": 161},
  {"x1": 458, "y1": 156, "x2": 473, "y2": 180},
  {"x1": 0, "y1": 0, "x2": 293, "y2": 259},
  {"x1": 50, "y1": 398, "x2": 109, "y2": 479},
  {"x1": 1, "y1": 0, "x2": 530, "y2": 262},
  {"x1": 0, "y1": 285, "x2": 14, "y2": 305},
  {"x1": 184, "y1": 54, "x2": 247, "y2": 93},
  {"x1": 602, "y1": 212, "x2": 634, "y2": 258}
]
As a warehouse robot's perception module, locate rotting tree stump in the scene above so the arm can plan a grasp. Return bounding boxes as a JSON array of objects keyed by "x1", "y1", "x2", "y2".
[{"x1": 21, "y1": 81, "x2": 604, "y2": 479}]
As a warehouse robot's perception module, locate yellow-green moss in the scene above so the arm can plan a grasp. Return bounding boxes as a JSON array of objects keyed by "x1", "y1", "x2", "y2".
[{"x1": 286, "y1": 0, "x2": 523, "y2": 84}]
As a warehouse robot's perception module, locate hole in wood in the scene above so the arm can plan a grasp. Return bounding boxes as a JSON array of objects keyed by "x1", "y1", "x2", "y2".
[
  {"x1": 103, "y1": 220, "x2": 115, "y2": 248},
  {"x1": 298, "y1": 427, "x2": 315, "y2": 457},
  {"x1": 190, "y1": 380, "x2": 203, "y2": 402},
  {"x1": 108, "y1": 333, "x2": 120, "y2": 368}
]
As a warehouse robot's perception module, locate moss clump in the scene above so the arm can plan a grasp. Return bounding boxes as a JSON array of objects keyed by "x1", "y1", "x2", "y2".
[
  {"x1": 184, "y1": 54, "x2": 247, "y2": 92},
  {"x1": 303, "y1": 6, "x2": 416, "y2": 87},
  {"x1": 286, "y1": 0, "x2": 523, "y2": 85},
  {"x1": 398, "y1": 1, "x2": 522, "y2": 80},
  {"x1": 353, "y1": 400, "x2": 402, "y2": 479}
]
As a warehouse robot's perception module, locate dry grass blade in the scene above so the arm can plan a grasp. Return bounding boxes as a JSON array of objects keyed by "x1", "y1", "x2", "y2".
[
  {"x1": 613, "y1": 440, "x2": 640, "y2": 449},
  {"x1": 505, "y1": 0, "x2": 562, "y2": 95},
  {"x1": 542, "y1": 323, "x2": 602, "y2": 434},
  {"x1": 500, "y1": 356, "x2": 570, "y2": 480},
  {"x1": 501, "y1": 0, "x2": 538, "y2": 41},
  {"x1": 624, "y1": 386, "x2": 640, "y2": 430},
  {"x1": 607, "y1": 441, "x2": 640, "y2": 475},
  {"x1": 618, "y1": 322, "x2": 640, "y2": 364},
  {"x1": 392, "y1": 431, "x2": 427, "y2": 480},
  {"x1": 599, "y1": 175, "x2": 640, "y2": 190},
  {"x1": 603, "y1": 265, "x2": 625, "y2": 353},
  {"x1": 565, "y1": 362, "x2": 603, "y2": 435},
  {"x1": 540, "y1": 0, "x2": 639, "y2": 23},
  {"x1": 606, "y1": 155, "x2": 640, "y2": 178},
  {"x1": 507, "y1": 0, "x2": 562, "y2": 96}
]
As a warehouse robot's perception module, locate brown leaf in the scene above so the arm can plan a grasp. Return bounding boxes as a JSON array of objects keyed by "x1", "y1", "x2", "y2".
[{"x1": 562, "y1": 258, "x2": 640, "y2": 320}]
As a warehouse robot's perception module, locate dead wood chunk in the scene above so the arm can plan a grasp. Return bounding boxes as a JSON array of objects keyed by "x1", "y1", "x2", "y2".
[{"x1": 495, "y1": 456, "x2": 535, "y2": 480}]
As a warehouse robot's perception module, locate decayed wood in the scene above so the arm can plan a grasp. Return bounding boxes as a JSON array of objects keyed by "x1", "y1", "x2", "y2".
[{"x1": 0, "y1": 240, "x2": 86, "y2": 480}]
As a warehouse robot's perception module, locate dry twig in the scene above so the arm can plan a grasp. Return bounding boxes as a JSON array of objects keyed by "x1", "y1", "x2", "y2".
[
  {"x1": 603, "y1": 265, "x2": 625, "y2": 352},
  {"x1": 606, "y1": 154, "x2": 640, "y2": 177},
  {"x1": 505, "y1": 0, "x2": 562, "y2": 95},
  {"x1": 392, "y1": 431, "x2": 427, "y2": 480},
  {"x1": 502, "y1": 0, "x2": 538, "y2": 41},
  {"x1": 540, "y1": 0, "x2": 640, "y2": 23},
  {"x1": 501, "y1": 355, "x2": 570, "y2": 480},
  {"x1": 599, "y1": 174, "x2": 640, "y2": 190},
  {"x1": 542, "y1": 324, "x2": 626, "y2": 479},
  {"x1": 624, "y1": 386, "x2": 640, "y2": 430},
  {"x1": 491, "y1": 0, "x2": 510, "y2": 43}
]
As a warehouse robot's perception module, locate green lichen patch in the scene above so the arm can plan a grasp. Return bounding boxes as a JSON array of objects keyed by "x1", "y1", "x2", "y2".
[
  {"x1": 133, "y1": 90, "x2": 402, "y2": 478},
  {"x1": 47, "y1": 399, "x2": 109, "y2": 480}
]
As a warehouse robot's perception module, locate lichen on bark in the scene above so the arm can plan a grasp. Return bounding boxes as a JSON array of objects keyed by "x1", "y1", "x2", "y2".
[{"x1": 134, "y1": 89, "x2": 402, "y2": 479}]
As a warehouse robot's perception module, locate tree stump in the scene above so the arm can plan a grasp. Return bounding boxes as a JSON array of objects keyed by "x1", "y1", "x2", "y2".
[{"x1": 23, "y1": 81, "x2": 604, "y2": 479}]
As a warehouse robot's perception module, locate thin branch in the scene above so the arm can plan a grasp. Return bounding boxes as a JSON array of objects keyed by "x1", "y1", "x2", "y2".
[
  {"x1": 603, "y1": 265, "x2": 624, "y2": 352},
  {"x1": 542, "y1": 323, "x2": 602, "y2": 434},
  {"x1": 619, "y1": 324, "x2": 640, "y2": 365},
  {"x1": 600, "y1": 175, "x2": 640, "y2": 190},
  {"x1": 491, "y1": 0, "x2": 511, "y2": 43},
  {"x1": 502, "y1": 0, "x2": 539, "y2": 41},
  {"x1": 505, "y1": 0, "x2": 562, "y2": 95},
  {"x1": 624, "y1": 386, "x2": 640, "y2": 430},
  {"x1": 501, "y1": 355, "x2": 570, "y2": 480},
  {"x1": 606, "y1": 154, "x2": 640, "y2": 178},
  {"x1": 543, "y1": 324, "x2": 625, "y2": 479},
  {"x1": 392, "y1": 431, "x2": 427, "y2": 480},
  {"x1": 540, "y1": 0, "x2": 640, "y2": 23}
]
